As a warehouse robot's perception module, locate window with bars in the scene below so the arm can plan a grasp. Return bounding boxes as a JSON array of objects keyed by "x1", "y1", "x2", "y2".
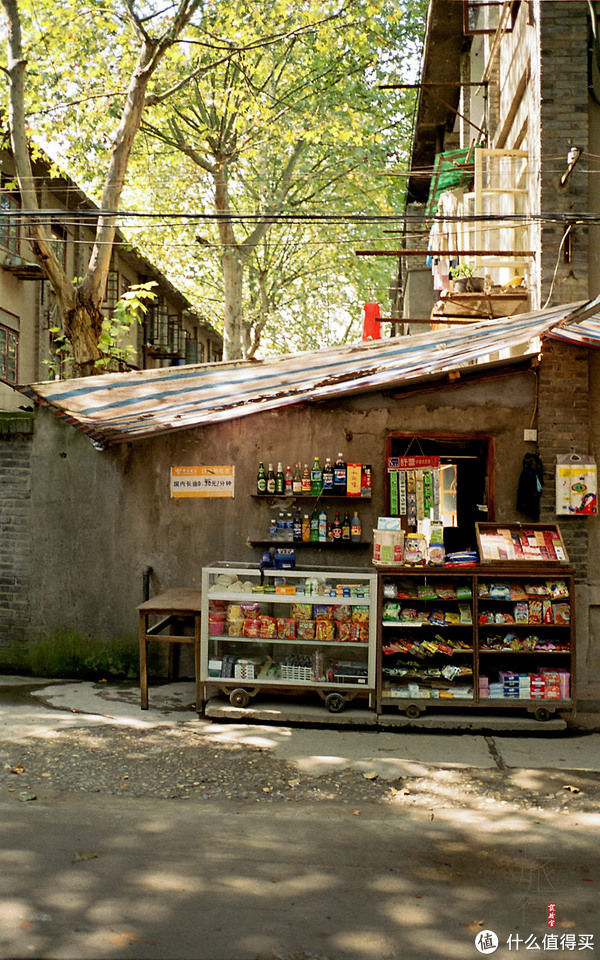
[
  {"x1": 0, "y1": 321, "x2": 18, "y2": 383},
  {"x1": 102, "y1": 270, "x2": 120, "y2": 315},
  {"x1": 0, "y1": 190, "x2": 20, "y2": 253}
]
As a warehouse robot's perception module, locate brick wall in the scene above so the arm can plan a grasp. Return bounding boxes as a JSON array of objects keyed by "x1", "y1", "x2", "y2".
[
  {"x1": 540, "y1": 3, "x2": 590, "y2": 305},
  {"x1": 537, "y1": 339, "x2": 590, "y2": 579},
  {"x1": 0, "y1": 415, "x2": 33, "y2": 654}
]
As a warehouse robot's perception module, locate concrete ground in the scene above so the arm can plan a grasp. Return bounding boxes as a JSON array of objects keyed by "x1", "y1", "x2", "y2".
[{"x1": 1, "y1": 676, "x2": 599, "y2": 960}]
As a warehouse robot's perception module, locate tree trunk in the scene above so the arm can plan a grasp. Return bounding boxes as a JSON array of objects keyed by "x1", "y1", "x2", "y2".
[
  {"x1": 64, "y1": 296, "x2": 105, "y2": 371},
  {"x1": 222, "y1": 251, "x2": 244, "y2": 360}
]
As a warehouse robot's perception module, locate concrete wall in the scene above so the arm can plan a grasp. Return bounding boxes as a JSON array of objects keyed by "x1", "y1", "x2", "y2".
[
  {"x1": 0, "y1": 415, "x2": 33, "y2": 659},
  {"x1": 22, "y1": 370, "x2": 536, "y2": 649}
]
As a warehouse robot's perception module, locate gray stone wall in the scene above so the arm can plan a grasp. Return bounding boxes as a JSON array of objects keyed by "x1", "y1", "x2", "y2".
[{"x1": 0, "y1": 415, "x2": 33, "y2": 656}]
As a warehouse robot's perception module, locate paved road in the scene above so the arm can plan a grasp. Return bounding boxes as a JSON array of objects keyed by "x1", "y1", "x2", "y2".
[{"x1": 1, "y1": 677, "x2": 599, "y2": 960}]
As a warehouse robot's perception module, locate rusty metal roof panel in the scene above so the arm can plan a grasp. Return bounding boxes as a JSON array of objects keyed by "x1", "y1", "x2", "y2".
[{"x1": 20, "y1": 301, "x2": 588, "y2": 445}]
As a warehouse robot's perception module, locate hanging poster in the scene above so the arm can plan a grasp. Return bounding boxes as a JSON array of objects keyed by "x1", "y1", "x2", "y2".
[
  {"x1": 170, "y1": 465, "x2": 235, "y2": 498},
  {"x1": 555, "y1": 455, "x2": 597, "y2": 515}
]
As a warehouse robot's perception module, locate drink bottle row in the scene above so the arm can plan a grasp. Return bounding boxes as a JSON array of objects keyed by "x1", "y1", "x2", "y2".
[
  {"x1": 256, "y1": 455, "x2": 372, "y2": 497},
  {"x1": 267, "y1": 506, "x2": 362, "y2": 544}
]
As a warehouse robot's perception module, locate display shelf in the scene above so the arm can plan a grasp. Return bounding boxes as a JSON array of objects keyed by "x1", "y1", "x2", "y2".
[
  {"x1": 376, "y1": 564, "x2": 575, "y2": 720},
  {"x1": 247, "y1": 539, "x2": 370, "y2": 549},
  {"x1": 251, "y1": 493, "x2": 372, "y2": 501},
  {"x1": 201, "y1": 563, "x2": 377, "y2": 712}
]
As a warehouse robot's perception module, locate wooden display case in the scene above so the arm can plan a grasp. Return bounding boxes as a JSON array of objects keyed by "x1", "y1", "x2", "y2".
[
  {"x1": 475, "y1": 522, "x2": 569, "y2": 565},
  {"x1": 376, "y1": 564, "x2": 575, "y2": 721},
  {"x1": 201, "y1": 563, "x2": 377, "y2": 713}
]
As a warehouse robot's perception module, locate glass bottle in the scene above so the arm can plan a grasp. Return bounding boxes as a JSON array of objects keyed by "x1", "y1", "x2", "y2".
[
  {"x1": 257, "y1": 461, "x2": 267, "y2": 495},
  {"x1": 342, "y1": 510, "x2": 351, "y2": 540},
  {"x1": 275, "y1": 461, "x2": 285, "y2": 495},
  {"x1": 266, "y1": 463, "x2": 276, "y2": 494},
  {"x1": 351, "y1": 510, "x2": 361, "y2": 543},
  {"x1": 292, "y1": 463, "x2": 303, "y2": 495},
  {"x1": 332, "y1": 510, "x2": 342, "y2": 540},
  {"x1": 301, "y1": 463, "x2": 311, "y2": 494},
  {"x1": 285, "y1": 465, "x2": 293, "y2": 495}
]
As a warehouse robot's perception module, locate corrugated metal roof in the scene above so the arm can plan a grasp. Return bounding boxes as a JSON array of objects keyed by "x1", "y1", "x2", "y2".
[{"x1": 20, "y1": 299, "x2": 597, "y2": 446}]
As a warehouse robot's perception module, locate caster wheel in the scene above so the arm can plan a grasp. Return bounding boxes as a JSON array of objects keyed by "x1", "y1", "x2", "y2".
[
  {"x1": 534, "y1": 706, "x2": 552, "y2": 722},
  {"x1": 405, "y1": 704, "x2": 422, "y2": 719},
  {"x1": 230, "y1": 688, "x2": 250, "y2": 708},
  {"x1": 325, "y1": 693, "x2": 346, "y2": 713}
]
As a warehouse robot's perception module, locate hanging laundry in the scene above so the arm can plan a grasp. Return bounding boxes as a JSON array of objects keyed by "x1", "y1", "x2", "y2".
[{"x1": 362, "y1": 302, "x2": 382, "y2": 341}]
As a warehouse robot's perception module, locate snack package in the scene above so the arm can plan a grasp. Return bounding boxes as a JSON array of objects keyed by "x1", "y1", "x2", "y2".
[
  {"x1": 348, "y1": 622, "x2": 369, "y2": 643},
  {"x1": 315, "y1": 620, "x2": 335, "y2": 642},
  {"x1": 547, "y1": 580, "x2": 569, "y2": 599},
  {"x1": 243, "y1": 618, "x2": 261, "y2": 638},
  {"x1": 313, "y1": 605, "x2": 333, "y2": 621},
  {"x1": 489, "y1": 583, "x2": 511, "y2": 601},
  {"x1": 509, "y1": 582, "x2": 528, "y2": 601},
  {"x1": 296, "y1": 619, "x2": 315, "y2": 640},
  {"x1": 277, "y1": 618, "x2": 296, "y2": 640},
  {"x1": 436, "y1": 584, "x2": 457, "y2": 600},
  {"x1": 352, "y1": 606, "x2": 370, "y2": 624},
  {"x1": 383, "y1": 601, "x2": 402, "y2": 621},
  {"x1": 228, "y1": 620, "x2": 244, "y2": 637},
  {"x1": 553, "y1": 602, "x2": 570, "y2": 625},
  {"x1": 458, "y1": 603, "x2": 472, "y2": 625},
  {"x1": 336, "y1": 621, "x2": 352, "y2": 642},
  {"x1": 259, "y1": 615, "x2": 277, "y2": 639},
  {"x1": 528, "y1": 600, "x2": 543, "y2": 625},
  {"x1": 332, "y1": 604, "x2": 352, "y2": 622},
  {"x1": 543, "y1": 600, "x2": 554, "y2": 624},
  {"x1": 514, "y1": 602, "x2": 529, "y2": 625},
  {"x1": 291, "y1": 603, "x2": 312, "y2": 620}
]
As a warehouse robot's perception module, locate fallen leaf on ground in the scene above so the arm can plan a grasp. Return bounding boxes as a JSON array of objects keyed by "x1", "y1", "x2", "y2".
[
  {"x1": 563, "y1": 784, "x2": 581, "y2": 794},
  {"x1": 363, "y1": 772, "x2": 378, "y2": 780},
  {"x1": 72, "y1": 851, "x2": 98, "y2": 863},
  {"x1": 10, "y1": 765, "x2": 25, "y2": 775}
]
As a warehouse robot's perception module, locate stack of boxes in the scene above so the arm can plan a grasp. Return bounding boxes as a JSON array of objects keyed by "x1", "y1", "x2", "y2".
[{"x1": 479, "y1": 671, "x2": 570, "y2": 700}]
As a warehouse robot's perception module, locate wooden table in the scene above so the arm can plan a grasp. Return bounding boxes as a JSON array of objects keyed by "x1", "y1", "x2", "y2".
[{"x1": 138, "y1": 588, "x2": 203, "y2": 712}]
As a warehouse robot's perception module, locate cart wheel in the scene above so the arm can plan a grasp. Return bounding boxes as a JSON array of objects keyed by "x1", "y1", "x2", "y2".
[
  {"x1": 405, "y1": 704, "x2": 422, "y2": 719},
  {"x1": 325, "y1": 692, "x2": 346, "y2": 713},
  {"x1": 534, "y1": 706, "x2": 552, "y2": 722},
  {"x1": 230, "y1": 688, "x2": 250, "y2": 708}
]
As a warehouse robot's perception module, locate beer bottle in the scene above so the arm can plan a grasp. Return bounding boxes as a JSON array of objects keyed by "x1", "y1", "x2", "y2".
[
  {"x1": 257, "y1": 461, "x2": 267, "y2": 495},
  {"x1": 266, "y1": 463, "x2": 276, "y2": 494},
  {"x1": 275, "y1": 461, "x2": 285, "y2": 495}
]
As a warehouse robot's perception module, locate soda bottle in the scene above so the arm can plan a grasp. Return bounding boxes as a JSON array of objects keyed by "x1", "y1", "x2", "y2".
[
  {"x1": 285, "y1": 511, "x2": 294, "y2": 541},
  {"x1": 311, "y1": 456, "x2": 323, "y2": 496},
  {"x1": 275, "y1": 461, "x2": 285, "y2": 495},
  {"x1": 302, "y1": 513, "x2": 311, "y2": 542},
  {"x1": 322, "y1": 457, "x2": 334, "y2": 492},
  {"x1": 257, "y1": 461, "x2": 267, "y2": 495},
  {"x1": 292, "y1": 463, "x2": 302, "y2": 495},
  {"x1": 301, "y1": 463, "x2": 311, "y2": 494},
  {"x1": 266, "y1": 463, "x2": 276, "y2": 494},
  {"x1": 318, "y1": 506, "x2": 327, "y2": 542},
  {"x1": 310, "y1": 507, "x2": 320, "y2": 542},
  {"x1": 293, "y1": 509, "x2": 302, "y2": 541},
  {"x1": 285, "y1": 465, "x2": 293, "y2": 495},
  {"x1": 334, "y1": 453, "x2": 347, "y2": 495},
  {"x1": 332, "y1": 510, "x2": 342, "y2": 540},
  {"x1": 351, "y1": 510, "x2": 361, "y2": 543},
  {"x1": 342, "y1": 510, "x2": 351, "y2": 540}
]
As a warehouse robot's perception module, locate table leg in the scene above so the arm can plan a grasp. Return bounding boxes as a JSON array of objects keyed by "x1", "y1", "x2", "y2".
[{"x1": 139, "y1": 610, "x2": 149, "y2": 709}]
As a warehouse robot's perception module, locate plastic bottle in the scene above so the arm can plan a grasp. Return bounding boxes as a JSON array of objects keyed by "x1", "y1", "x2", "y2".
[
  {"x1": 351, "y1": 510, "x2": 361, "y2": 543},
  {"x1": 332, "y1": 510, "x2": 342, "y2": 540},
  {"x1": 285, "y1": 511, "x2": 294, "y2": 542},
  {"x1": 269, "y1": 517, "x2": 278, "y2": 540},
  {"x1": 342, "y1": 510, "x2": 351, "y2": 540},
  {"x1": 322, "y1": 457, "x2": 334, "y2": 492},
  {"x1": 302, "y1": 513, "x2": 311, "y2": 542},
  {"x1": 266, "y1": 463, "x2": 276, "y2": 494},
  {"x1": 310, "y1": 507, "x2": 319, "y2": 542},
  {"x1": 275, "y1": 461, "x2": 285, "y2": 495},
  {"x1": 318, "y1": 506, "x2": 327, "y2": 542},
  {"x1": 301, "y1": 463, "x2": 311, "y2": 494},
  {"x1": 276, "y1": 509, "x2": 285, "y2": 540},
  {"x1": 293, "y1": 509, "x2": 302, "y2": 541},
  {"x1": 334, "y1": 453, "x2": 347, "y2": 495},
  {"x1": 257, "y1": 461, "x2": 267, "y2": 495},
  {"x1": 311, "y1": 456, "x2": 323, "y2": 496},
  {"x1": 292, "y1": 463, "x2": 303, "y2": 495},
  {"x1": 285, "y1": 465, "x2": 293, "y2": 495}
]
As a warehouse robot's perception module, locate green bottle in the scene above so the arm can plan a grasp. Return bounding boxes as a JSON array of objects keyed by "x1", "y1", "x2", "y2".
[{"x1": 310, "y1": 507, "x2": 319, "y2": 542}]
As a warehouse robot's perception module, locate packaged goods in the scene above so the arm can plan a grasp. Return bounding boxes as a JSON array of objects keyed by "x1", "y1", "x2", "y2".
[
  {"x1": 382, "y1": 601, "x2": 401, "y2": 621},
  {"x1": 208, "y1": 618, "x2": 224, "y2": 636},
  {"x1": 242, "y1": 618, "x2": 261, "y2": 638},
  {"x1": 348, "y1": 623, "x2": 369, "y2": 643},
  {"x1": 291, "y1": 603, "x2": 312, "y2": 619},
  {"x1": 553, "y1": 602, "x2": 570, "y2": 625},
  {"x1": 352, "y1": 606, "x2": 370, "y2": 624},
  {"x1": 227, "y1": 604, "x2": 243, "y2": 620},
  {"x1": 313, "y1": 605, "x2": 333, "y2": 621},
  {"x1": 315, "y1": 620, "x2": 335, "y2": 642},
  {"x1": 336, "y1": 621, "x2": 352, "y2": 641},
  {"x1": 277, "y1": 618, "x2": 296, "y2": 640},
  {"x1": 259, "y1": 616, "x2": 277, "y2": 639},
  {"x1": 228, "y1": 620, "x2": 244, "y2": 637},
  {"x1": 296, "y1": 619, "x2": 315, "y2": 640},
  {"x1": 514, "y1": 602, "x2": 529, "y2": 624},
  {"x1": 332, "y1": 604, "x2": 352, "y2": 622}
]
